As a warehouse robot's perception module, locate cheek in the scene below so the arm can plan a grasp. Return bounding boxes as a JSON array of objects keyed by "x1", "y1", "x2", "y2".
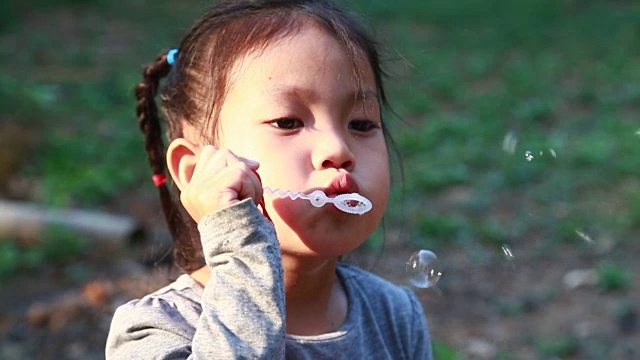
[
  {"x1": 363, "y1": 149, "x2": 390, "y2": 198},
  {"x1": 257, "y1": 150, "x2": 308, "y2": 189},
  {"x1": 267, "y1": 196, "x2": 310, "y2": 228}
]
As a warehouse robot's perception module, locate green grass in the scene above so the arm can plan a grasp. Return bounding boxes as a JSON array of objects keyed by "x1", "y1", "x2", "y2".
[
  {"x1": 0, "y1": 225, "x2": 87, "y2": 285},
  {"x1": 597, "y1": 262, "x2": 631, "y2": 292},
  {"x1": 432, "y1": 339, "x2": 467, "y2": 360},
  {"x1": 536, "y1": 334, "x2": 580, "y2": 358},
  {"x1": 353, "y1": 0, "x2": 640, "y2": 254},
  {"x1": 0, "y1": 0, "x2": 212, "y2": 206},
  {"x1": 2, "y1": 0, "x2": 637, "y2": 214}
]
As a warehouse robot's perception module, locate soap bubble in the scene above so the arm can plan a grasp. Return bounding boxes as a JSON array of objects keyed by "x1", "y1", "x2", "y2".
[
  {"x1": 502, "y1": 131, "x2": 518, "y2": 154},
  {"x1": 406, "y1": 250, "x2": 443, "y2": 288},
  {"x1": 501, "y1": 244, "x2": 515, "y2": 261},
  {"x1": 524, "y1": 150, "x2": 535, "y2": 161},
  {"x1": 522, "y1": 148, "x2": 558, "y2": 161},
  {"x1": 575, "y1": 229, "x2": 593, "y2": 244}
]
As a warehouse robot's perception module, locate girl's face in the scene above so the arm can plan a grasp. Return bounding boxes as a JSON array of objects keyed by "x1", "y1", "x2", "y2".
[{"x1": 216, "y1": 22, "x2": 390, "y2": 257}]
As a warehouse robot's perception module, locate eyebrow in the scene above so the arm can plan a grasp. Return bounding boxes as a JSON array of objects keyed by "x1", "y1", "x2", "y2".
[{"x1": 269, "y1": 84, "x2": 379, "y2": 104}]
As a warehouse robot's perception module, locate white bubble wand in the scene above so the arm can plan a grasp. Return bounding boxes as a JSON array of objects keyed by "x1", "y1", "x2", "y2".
[{"x1": 262, "y1": 187, "x2": 372, "y2": 215}]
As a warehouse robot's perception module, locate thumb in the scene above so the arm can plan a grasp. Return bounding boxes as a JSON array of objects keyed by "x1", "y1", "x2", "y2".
[{"x1": 242, "y1": 157, "x2": 260, "y2": 170}]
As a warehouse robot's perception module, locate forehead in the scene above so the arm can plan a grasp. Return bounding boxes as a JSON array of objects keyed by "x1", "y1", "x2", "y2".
[{"x1": 226, "y1": 21, "x2": 377, "y2": 95}]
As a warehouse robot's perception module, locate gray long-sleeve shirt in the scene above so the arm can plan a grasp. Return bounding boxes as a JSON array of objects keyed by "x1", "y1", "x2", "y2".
[{"x1": 106, "y1": 199, "x2": 433, "y2": 359}]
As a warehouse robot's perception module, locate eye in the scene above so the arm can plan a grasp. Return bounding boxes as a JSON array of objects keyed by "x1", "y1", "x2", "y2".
[
  {"x1": 269, "y1": 117, "x2": 303, "y2": 130},
  {"x1": 348, "y1": 119, "x2": 381, "y2": 133}
]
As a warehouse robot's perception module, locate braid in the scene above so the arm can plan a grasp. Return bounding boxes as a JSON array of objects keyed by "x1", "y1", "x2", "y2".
[
  {"x1": 135, "y1": 53, "x2": 170, "y2": 176},
  {"x1": 134, "y1": 52, "x2": 204, "y2": 273}
]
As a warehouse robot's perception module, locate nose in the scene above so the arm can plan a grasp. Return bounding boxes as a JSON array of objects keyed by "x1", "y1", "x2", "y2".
[{"x1": 311, "y1": 128, "x2": 355, "y2": 171}]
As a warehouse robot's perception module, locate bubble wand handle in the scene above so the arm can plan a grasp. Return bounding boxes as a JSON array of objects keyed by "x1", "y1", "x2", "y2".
[{"x1": 263, "y1": 187, "x2": 372, "y2": 215}]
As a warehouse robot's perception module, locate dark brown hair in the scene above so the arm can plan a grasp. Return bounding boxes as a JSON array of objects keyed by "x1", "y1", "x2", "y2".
[{"x1": 135, "y1": 0, "x2": 390, "y2": 273}]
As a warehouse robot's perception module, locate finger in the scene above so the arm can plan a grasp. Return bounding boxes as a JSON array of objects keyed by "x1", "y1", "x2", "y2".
[
  {"x1": 197, "y1": 144, "x2": 217, "y2": 162},
  {"x1": 229, "y1": 161, "x2": 263, "y2": 204},
  {"x1": 201, "y1": 145, "x2": 259, "y2": 170},
  {"x1": 215, "y1": 148, "x2": 259, "y2": 170},
  {"x1": 210, "y1": 148, "x2": 261, "y2": 177},
  {"x1": 190, "y1": 145, "x2": 218, "y2": 179},
  {"x1": 239, "y1": 157, "x2": 260, "y2": 170},
  {"x1": 192, "y1": 147, "x2": 239, "y2": 182}
]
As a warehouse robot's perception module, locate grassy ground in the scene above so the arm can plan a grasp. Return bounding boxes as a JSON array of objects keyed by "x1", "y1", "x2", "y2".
[{"x1": 1, "y1": 0, "x2": 639, "y2": 359}]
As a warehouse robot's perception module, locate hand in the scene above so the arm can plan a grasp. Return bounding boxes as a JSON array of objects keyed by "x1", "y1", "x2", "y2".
[{"x1": 179, "y1": 145, "x2": 262, "y2": 223}]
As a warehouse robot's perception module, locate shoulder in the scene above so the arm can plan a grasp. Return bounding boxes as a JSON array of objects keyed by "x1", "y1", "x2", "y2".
[
  {"x1": 106, "y1": 275, "x2": 203, "y2": 359},
  {"x1": 108, "y1": 274, "x2": 202, "y2": 338}
]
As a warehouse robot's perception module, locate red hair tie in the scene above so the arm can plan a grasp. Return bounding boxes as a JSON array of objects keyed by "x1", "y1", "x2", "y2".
[{"x1": 152, "y1": 173, "x2": 167, "y2": 187}]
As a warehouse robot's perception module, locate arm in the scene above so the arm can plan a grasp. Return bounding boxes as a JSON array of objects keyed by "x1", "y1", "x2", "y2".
[
  {"x1": 194, "y1": 199, "x2": 285, "y2": 358},
  {"x1": 106, "y1": 200, "x2": 286, "y2": 359}
]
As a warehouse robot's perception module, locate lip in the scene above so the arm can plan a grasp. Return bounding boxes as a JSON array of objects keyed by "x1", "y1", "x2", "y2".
[{"x1": 324, "y1": 173, "x2": 360, "y2": 196}]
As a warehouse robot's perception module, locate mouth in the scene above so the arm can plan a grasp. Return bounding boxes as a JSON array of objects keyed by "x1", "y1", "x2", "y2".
[{"x1": 323, "y1": 173, "x2": 360, "y2": 197}]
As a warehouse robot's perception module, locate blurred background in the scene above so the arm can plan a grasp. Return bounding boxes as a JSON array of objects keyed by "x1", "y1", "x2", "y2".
[{"x1": 0, "y1": 0, "x2": 639, "y2": 358}]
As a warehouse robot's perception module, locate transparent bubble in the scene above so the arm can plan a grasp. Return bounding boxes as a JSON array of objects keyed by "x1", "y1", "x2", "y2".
[
  {"x1": 406, "y1": 250, "x2": 443, "y2": 288},
  {"x1": 501, "y1": 244, "x2": 515, "y2": 261},
  {"x1": 524, "y1": 150, "x2": 535, "y2": 161},
  {"x1": 504, "y1": 131, "x2": 559, "y2": 162},
  {"x1": 575, "y1": 229, "x2": 593, "y2": 244},
  {"x1": 502, "y1": 131, "x2": 518, "y2": 154}
]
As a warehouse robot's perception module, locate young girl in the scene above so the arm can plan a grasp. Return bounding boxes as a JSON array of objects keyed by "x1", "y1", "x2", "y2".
[{"x1": 106, "y1": 0, "x2": 433, "y2": 358}]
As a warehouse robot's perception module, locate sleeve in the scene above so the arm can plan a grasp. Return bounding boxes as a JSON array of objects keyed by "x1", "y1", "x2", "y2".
[
  {"x1": 105, "y1": 199, "x2": 286, "y2": 359},
  {"x1": 406, "y1": 289, "x2": 433, "y2": 360}
]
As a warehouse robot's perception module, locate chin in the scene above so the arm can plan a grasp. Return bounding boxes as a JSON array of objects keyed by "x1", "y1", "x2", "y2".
[
  {"x1": 276, "y1": 222, "x2": 372, "y2": 258},
  {"x1": 269, "y1": 197, "x2": 382, "y2": 256}
]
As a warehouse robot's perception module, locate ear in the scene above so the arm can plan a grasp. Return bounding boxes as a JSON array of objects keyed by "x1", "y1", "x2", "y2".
[{"x1": 166, "y1": 138, "x2": 200, "y2": 192}]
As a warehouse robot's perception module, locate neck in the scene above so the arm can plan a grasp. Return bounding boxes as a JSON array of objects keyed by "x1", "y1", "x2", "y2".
[
  {"x1": 281, "y1": 254, "x2": 338, "y2": 300},
  {"x1": 281, "y1": 253, "x2": 346, "y2": 336},
  {"x1": 189, "y1": 255, "x2": 341, "y2": 299}
]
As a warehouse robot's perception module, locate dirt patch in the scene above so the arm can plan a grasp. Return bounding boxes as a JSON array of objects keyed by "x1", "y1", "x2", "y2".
[{"x1": 1, "y1": 219, "x2": 639, "y2": 359}]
